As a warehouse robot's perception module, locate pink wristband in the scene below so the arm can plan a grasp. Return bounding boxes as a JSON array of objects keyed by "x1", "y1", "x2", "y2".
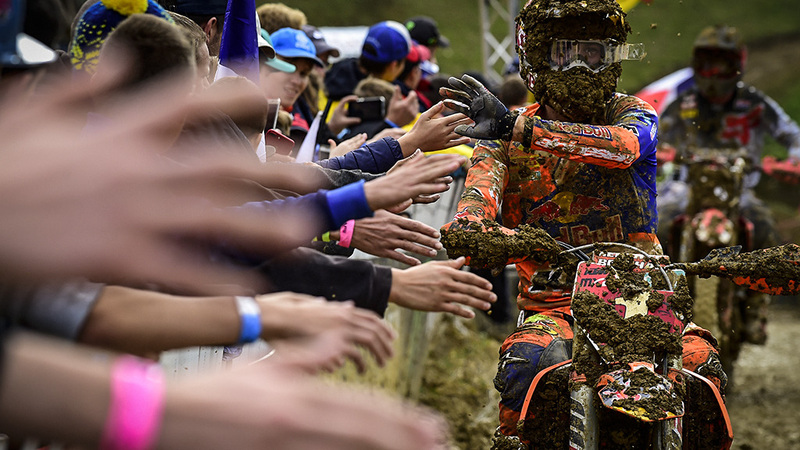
[
  {"x1": 100, "y1": 356, "x2": 166, "y2": 450},
  {"x1": 339, "y1": 219, "x2": 355, "y2": 248}
]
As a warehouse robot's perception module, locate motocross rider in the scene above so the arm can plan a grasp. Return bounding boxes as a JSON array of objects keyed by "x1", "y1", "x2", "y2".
[
  {"x1": 657, "y1": 25, "x2": 800, "y2": 344},
  {"x1": 439, "y1": 0, "x2": 727, "y2": 445}
]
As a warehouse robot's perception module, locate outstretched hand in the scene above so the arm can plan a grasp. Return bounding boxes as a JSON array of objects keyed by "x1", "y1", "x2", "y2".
[
  {"x1": 363, "y1": 152, "x2": 464, "y2": 211},
  {"x1": 389, "y1": 257, "x2": 496, "y2": 318},
  {"x1": 256, "y1": 293, "x2": 396, "y2": 374},
  {"x1": 439, "y1": 74, "x2": 516, "y2": 141},
  {"x1": 350, "y1": 210, "x2": 443, "y2": 266},
  {"x1": 397, "y1": 102, "x2": 472, "y2": 156}
]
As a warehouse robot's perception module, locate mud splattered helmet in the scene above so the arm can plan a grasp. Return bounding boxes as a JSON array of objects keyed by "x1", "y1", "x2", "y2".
[
  {"x1": 692, "y1": 25, "x2": 746, "y2": 103},
  {"x1": 514, "y1": 0, "x2": 637, "y2": 122}
]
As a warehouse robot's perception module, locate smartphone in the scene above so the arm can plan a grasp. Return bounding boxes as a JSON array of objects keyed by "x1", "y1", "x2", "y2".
[
  {"x1": 265, "y1": 98, "x2": 281, "y2": 131},
  {"x1": 265, "y1": 129, "x2": 295, "y2": 156},
  {"x1": 347, "y1": 96, "x2": 386, "y2": 121}
]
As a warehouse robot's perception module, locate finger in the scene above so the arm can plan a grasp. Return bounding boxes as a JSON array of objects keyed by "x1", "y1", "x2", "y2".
[
  {"x1": 438, "y1": 87, "x2": 472, "y2": 105},
  {"x1": 421, "y1": 101, "x2": 445, "y2": 119},
  {"x1": 442, "y1": 99, "x2": 470, "y2": 116},
  {"x1": 447, "y1": 137, "x2": 473, "y2": 147},
  {"x1": 448, "y1": 76, "x2": 477, "y2": 97},
  {"x1": 394, "y1": 216, "x2": 440, "y2": 238},
  {"x1": 454, "y1": 124, "x2": 478, "y2": 137},
  {"x1": 412, "y1": 194, "x2": 440, "y2": 204},
  {"x1": 376, "y1": 249, "x2": 423, "y2": 266},
  {"x1": 461, "y1": 73, "x2": 490, "y2": 94},
  {"x1": 348, "y1": 325, "x2": 394, "y2": 366},
  {"x1": 438, "y1": 302, "x2": 476, "y2": 319},
  {"x1": 393, "y1": 240, "x2": 439, "y2": 259},
  {"x1": 442, "y1": 289, "x2": 493, "y2": 311},
  {"x1": 337, "y1": 94, "x2": 360, "y2": 109}
]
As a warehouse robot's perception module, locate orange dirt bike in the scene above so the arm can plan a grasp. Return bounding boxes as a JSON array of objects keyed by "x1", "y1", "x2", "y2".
[
  {"x1": 662, "y1": 147, "x2": 756, "y2": 384},
  {"x1": 510, "y1": 241, "x2": 800, "y2": 449}
]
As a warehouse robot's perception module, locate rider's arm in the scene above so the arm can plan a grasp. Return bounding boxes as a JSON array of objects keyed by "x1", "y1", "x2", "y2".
[
  {"x1": 510, "y1": 95, "x2": 659, "y2": 169},
  {"x1": 762, "y1": 93, "x2": 800, "y2": 160},
  {"x1": 441, "y1": 139, "x2": 514, "y2": 235}
]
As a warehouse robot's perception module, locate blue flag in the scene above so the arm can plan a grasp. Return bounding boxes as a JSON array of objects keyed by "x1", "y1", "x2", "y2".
[{"x1": 217, "y1": 0, "x2": 258, "y2": 83}]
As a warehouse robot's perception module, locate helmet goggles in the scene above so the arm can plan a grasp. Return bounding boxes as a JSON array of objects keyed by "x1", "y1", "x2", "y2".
[{"x1": 548, "y1": 39, "x2": 645, "y2": 72}]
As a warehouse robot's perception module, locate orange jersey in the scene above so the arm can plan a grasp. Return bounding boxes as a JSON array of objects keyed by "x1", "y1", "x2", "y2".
[{"x1": 444, "y1": 93, "x2": 660, "y2": 311}]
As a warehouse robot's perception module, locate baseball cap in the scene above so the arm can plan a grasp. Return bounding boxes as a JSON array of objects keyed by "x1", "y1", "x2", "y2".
[
  {"x1": 302, "y1": 25, "x2": 340, "y2": 59},
  {"x1": 405, "y1": 16, "x2": 449, "y2": 48},
  {"x1": 259, "y1": 29, "x2": 295, "y2": 73},
  {"x1": 270, "y1": 27, "x2": 325, "y2": 68},
  {"x1": 361, "y1": 20, "x2": 412, "y2": 63},
  {"x1": 406, "y1": 43, "x2": 431, "y2": 64}
]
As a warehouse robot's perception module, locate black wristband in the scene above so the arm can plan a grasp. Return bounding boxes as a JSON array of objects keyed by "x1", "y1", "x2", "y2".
[{"x1": 497, "y1": 110, "x2": 519, "y2": 142}]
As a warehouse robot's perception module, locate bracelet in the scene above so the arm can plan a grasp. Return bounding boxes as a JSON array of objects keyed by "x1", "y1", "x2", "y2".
[
  {"x1": 100, "y1": 356, "x2": 165, "y2": 450},
  {"x1": 339, "y1": 219, "x2": 355, "y2": 248},
  {"x1": 235, "y1": 296, "x2": 261, "y2": 343}
]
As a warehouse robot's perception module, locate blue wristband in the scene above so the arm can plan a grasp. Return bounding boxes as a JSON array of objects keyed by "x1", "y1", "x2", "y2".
[{"x1": 235, "y1": 296, "x2": 261, "y2": 343}]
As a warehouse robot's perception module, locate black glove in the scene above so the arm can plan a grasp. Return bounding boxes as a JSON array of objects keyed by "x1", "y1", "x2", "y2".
[{"x1": 439, "y1": 74, "x2": 518, "y2": 141}]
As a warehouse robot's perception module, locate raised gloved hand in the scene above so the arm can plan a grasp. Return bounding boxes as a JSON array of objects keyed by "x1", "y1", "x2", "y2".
[{"x1": 439, "y1": 74, "x2": 518, "y2": 141}]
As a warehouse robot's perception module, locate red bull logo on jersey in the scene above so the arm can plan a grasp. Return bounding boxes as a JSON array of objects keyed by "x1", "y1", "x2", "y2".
[
  {"x1": 556, "y1": 215, "x2": 625, "y2": 246},
  {"x1": 545, "y1": 121, "x2": 614, "y2": 140}
]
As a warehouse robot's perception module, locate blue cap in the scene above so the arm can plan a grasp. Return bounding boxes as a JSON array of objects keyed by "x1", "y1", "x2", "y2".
[
  {"x1": 270, "y1": 27, "x2": 324, "y2": 67},
  {"x1": 260, "y1": 29, "x2": 295, "y2": 73},
  {"x1": 361, "y1": 20, "x2": 412, "y2": 63}
]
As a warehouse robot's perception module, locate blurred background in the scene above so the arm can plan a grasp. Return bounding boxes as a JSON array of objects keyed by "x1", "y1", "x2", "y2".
[{"x1": 274, "y1": 0, "x2": 800, "y2": 158}]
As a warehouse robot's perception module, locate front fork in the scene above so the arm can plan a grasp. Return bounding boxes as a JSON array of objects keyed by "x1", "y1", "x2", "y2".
[{"x1": 568, "y1": 330, "x2": 683, "y2": 450}]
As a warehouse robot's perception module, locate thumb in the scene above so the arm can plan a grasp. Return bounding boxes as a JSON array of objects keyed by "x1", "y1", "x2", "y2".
[
  {"x1": 454, "y1": 124, "x2": 476, "y2": 137},
  {"x1": 447, "y1": 256, "x2": 466, "y2": 269}
]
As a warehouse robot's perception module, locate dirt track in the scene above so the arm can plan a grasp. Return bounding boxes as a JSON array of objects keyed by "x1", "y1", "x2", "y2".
[{"x1": 727, "y1": 300, "x2": 800, "y2": 450}]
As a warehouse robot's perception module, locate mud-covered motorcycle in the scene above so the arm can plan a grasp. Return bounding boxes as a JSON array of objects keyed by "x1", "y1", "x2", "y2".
[
  {"x1": 662, "y1": 148, "x2": 755, "y2": 384},
  {"x1": 443, "y1": 224, "x2": 800, "y2": 449}
]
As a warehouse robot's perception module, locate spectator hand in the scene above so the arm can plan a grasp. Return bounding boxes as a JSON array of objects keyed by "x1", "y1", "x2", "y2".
[
  {"x1": 327, "y1": 94, "x2": 361, "y2": 135},
  {"x1": 367, "y1": 127, "x2": 406, "y2": 144},
  {"x1": 160, "y1": 349, "x2": 448, "y2": 450},
  {"x1": 328, "y1": 133, "x2": 367, "y2": 158},
  {"x1": 363, "y1": 153, "x2": 463, "y2": 211},
  {"x1": 350, "y1": 210, "x2": 443, "y2": 266},
  {"x1": 0, "y1": 73, "x2": 319, "y2": 294},
  {"x1": 397, "y1": 102, "x2": 472, "y2": 156},
  {"x1": 389, "y1": 257, "x2": 496, "y2": 318},
  {"x1": 256, "y1": 293, "x2": 395, "y2": 373},
  {"x1": 387, "y1": 150, "x2": 453, "y2": 210},
  {"x1": 385, "y1": 86, "x2": 419, "y2": 128},
  {"x1": 439, "y1": 74, "x2": 517, "y2": 141}
]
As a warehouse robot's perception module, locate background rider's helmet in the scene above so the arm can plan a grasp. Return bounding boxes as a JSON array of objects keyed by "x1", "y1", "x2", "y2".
[
  {"x1": 692, "y1": 25, "x2": 746, "y2": 104},
  {"x1": 515, "y1": 0, "x2": 632, "y2": 123}
]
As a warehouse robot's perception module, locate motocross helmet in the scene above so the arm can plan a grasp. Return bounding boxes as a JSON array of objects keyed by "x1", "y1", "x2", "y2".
[
  {"x1": 515, "y1": 0, "x2": 642, "y2": 123},
  {"x1": 692, "y1": 25, "x2": 746, "y2": 104}
]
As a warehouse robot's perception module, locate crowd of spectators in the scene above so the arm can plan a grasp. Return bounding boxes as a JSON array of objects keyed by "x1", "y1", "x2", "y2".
[{"x1": 0, "y1": 0, "x2": 512, "y2": 448}]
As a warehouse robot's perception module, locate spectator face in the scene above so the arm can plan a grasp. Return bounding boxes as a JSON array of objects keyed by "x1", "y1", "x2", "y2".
[{"x1": 260, "y1": 57, "x2": 314, "y2": 108}]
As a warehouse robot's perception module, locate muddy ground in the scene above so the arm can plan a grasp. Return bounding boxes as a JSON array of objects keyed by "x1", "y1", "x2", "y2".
[{"x1": 727, "y1": 299, "x2": 800, "y2": 450}]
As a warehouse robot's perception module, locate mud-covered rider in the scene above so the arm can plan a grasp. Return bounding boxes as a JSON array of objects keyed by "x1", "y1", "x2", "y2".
[
  {"x1": 657, "y1": 25, "x2": 800, "y2": 344},
  {"x1": 438, "y1": 0, "x2": 727, "y2": 446}
]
